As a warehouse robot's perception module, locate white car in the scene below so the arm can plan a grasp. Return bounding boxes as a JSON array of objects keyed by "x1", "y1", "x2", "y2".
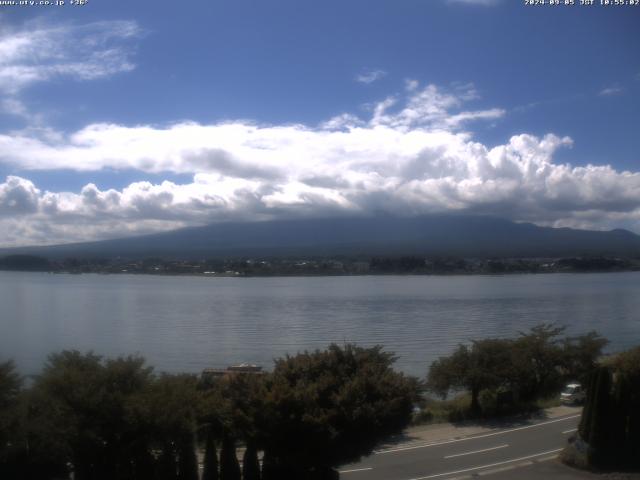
[{"x1": 560, "y1": 383, "x2": 585, "y2": 405}]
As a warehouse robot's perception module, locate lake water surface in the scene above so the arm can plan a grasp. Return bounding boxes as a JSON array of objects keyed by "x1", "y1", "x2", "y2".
[{"x1": 1, "y1": 271, "x2": 639, "y2": 377}]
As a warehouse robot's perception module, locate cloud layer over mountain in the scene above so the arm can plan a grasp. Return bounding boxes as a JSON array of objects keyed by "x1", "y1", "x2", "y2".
[{"x1": 0, "y1": 65, "x2": 638, "y2": 246}]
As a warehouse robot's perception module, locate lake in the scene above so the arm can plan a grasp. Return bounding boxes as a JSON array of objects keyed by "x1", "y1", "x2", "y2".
[{"x1": 1, "y1": 271, "x2": 639, "y2": 377}]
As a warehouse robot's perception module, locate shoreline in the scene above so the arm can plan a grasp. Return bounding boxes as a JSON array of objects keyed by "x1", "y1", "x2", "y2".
[{"x1": 1, "y1": 267, "x2": 639, "y2": 278}]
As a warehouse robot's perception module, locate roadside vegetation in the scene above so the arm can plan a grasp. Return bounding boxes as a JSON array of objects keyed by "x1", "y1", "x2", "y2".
[
  {"x1": 423, "y1": 324, "x2": 607, "y2": 421},
  {"x1": 0, "y1": 344, "x2": 418, "y2": 480}
]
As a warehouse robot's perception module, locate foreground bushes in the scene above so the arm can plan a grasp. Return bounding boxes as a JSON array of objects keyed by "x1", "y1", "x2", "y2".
[{"x1": 0, "y1": 344, "x2": 418, "y2": 480}]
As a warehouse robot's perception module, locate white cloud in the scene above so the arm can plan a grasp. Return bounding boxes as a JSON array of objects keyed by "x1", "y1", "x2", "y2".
[
  {"x1": 405, "y1": 79, "x2": 419, "y2": 92},
  {"x1": 0, "y1": 19, "x2": 141, "y2": 94},
  {"x1": 0, "y1": 19, "x2": 141, "y2": 123},
  {"x1": 0, "y1": 83, "x2": 504, "y2": 174},
  {"x1": 0, "y1": 176, "x2": 41, "y2": 216},
  {"x1": 0, "y1": 82, "x2": 639, "y2": 246},
  {"x1": 599, "y1": 84, "x2": 624, "y2": 96},
  {"x1": 368, "y1": 84, "x2": 504, "y2": 130},
  {"x1": 355, "y1": 69, "x2": 387, "y2": 85}
]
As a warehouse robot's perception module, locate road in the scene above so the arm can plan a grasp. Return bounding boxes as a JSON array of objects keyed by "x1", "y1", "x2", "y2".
[{"x1": 339, "y1": 412, "x2": 581, "y2": 480}]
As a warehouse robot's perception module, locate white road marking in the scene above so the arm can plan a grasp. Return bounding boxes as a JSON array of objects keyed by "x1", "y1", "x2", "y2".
[
  {"x1": 405, "y1": 448, "x2": 563, "y2": 480},
  {"x1": 562, "y1": 428, "x2": 577, "y2": 434},
  {"x1": 339, "y1": 467, "x2": 373, "y2": 474},
  {"x1": 444, "y1": 444, "x2": 508, "y2": 459},
  {"x1": 375, "y1": 414, "x2": 580, "y2": 455}
]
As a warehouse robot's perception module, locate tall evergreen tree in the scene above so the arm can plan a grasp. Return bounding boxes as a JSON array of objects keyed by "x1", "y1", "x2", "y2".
[
  {"x1": 578, "y1": 369, "x2": 599, "y2": 440},
  {"x1": 609, "y1": 374, "x2": 630, "y2": 465},
  {"x1": 133, "y1": 447, "x2": 156, "y2": 480},
  {"x1": 260, "y1": 450, "x2": 277, "y2": 480},
  {"x1": 242, "y1": 443, "x2": 260, "y2": 480},
  {"x1": 202, "y1": 430, "x2": 219, "y2": 480},
  {"x1": 588, "y1": 368, "x2": 611, "y2": 445},
  {"x1": 582, "y1": 367, "x2": 613, "y2": 468},
  {"x1": 158, "y1": 445, "x2": 178, "y2": 480},
  {"x1": 219, "y1": 434, "x2": 241, "y2": 480},
  {"x1": 177, "y1": 435, "x2": 199, "y2": 480}
]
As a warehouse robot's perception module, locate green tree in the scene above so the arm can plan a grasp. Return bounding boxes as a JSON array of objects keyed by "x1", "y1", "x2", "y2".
[
  {"x1": 260, "y1": 344, "x2": 418, "y2": 479},
  {"x1": 0, "y1": 361, "x2": 24, "y2": 479},
  {"x1": 215, "y1": 373, "x2": 268, "y2": 450},
  {"x1": 242, "y1": 443, "x2": 260, "y2": 480},
  {"x1": 608, "y1": 346, "x2": 640, "y2": 468},
  {"x1": 129, "y1": 372, "x2": 200, "y2": 468},
  {"x1": 427, "y1": 339, "x2": 512, "y2": 414},
  {"x1": 158, "y1": 446, "x2": 178, "y2": 480},
  {"x1": 561, "y1": 331, "x2": 608, "y2": 384},
  {"x1": 219, "y1": 433, "x2": 241, "y2": 480},
  {"x1": 177, "y1": 434, "x2": 199, "y2": 480},
  {"x1": 578, "y1": 346, "x2": 640, "y2": 470},
  {"x1": 578, "y1": 367, "x2": 613, "y2": 468},
  {"x1": 24, "y1": 351, "x2": 156, "y2": 480},
  {"x1": 202, "y1": 429, "x2": 219, "y2": 480},
  {"x1": 31, "y1": 351, "x2": 107, "y2": 480},
  {"x1": 200, "y1": 370, "x2": 268, "y2": 479},
  {"x1": 510, "y1": 324, "x2": 566, "y2": 402},
  {"x1": 427, "y1": 324, "x2": 606, "y2": 415}
]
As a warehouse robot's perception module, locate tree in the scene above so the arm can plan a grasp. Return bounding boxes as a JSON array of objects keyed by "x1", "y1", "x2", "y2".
[
  {"x1": 260, "y1": 451, "x2": 278, "y2": 480},
  {"x1": 0, "y1": 361, "x2": 23, "y2": 479},
  {"x1": 30, "y1": 351, "x2": 107, "y2": 480},
  {"x1": 219, "y1": 433, "x2": 241, "y2": 480},
  {"x1": 25, "y1": 351, "x2": 159, "y2": 480},
  {"x1": 510, "y1": 324, "x2": 566, "y2": 402},
  {"x1": 242, "y1": 443, "x2": 261, "y2": 480},
  {"x1": 0, "y1": 254, "x2": 49, "y2": 271},
  {"x1": 134, "y1": 373, "x2": 199, "y2": 438},
  {"x1": 584, "y1": 367, "x2": 612, "y2": 467},
  {"x1": 199, "y1": 371, "x2": 266, "y2": 480},
  {"x1": 607, "y1": 346, "x2": 640, "y2": 468},
  {"x1": 427, "y1": 325, "x2": 606, "y2": 415},
  {"x1": 177, "y1": 434, "x2": 199, "y2": 480},
  {"x1": 202, "y1": 429, "x2": 219, "y2": 480},
  {"x1": 158, "y1": 446, "x2": 178, "y2": 480},
  {"x1": 217, "y1": 373, "x2": 268, "y2": 450},
  {"x1": 578, "y1": 346, "x2": 640, "y2": 470},
  {"x1": 427, "y1": 339, "x2": 512, "y2": 414},
  {"x1": 561, "y1": 331, "x2": 608, "y2": 384},
  {"x1": 259, "y1": 344, "x2": 418, "y2": 478}
]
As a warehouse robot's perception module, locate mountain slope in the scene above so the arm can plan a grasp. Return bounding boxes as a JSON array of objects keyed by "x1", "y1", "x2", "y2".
[{"x1": 3, "y1": 215, "x2": 640, "y2": 259}]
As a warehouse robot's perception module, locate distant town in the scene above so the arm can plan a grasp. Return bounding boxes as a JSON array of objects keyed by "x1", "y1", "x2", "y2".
[{"x1": 1, "y1": 254, "x2": 639, "y2": 276}]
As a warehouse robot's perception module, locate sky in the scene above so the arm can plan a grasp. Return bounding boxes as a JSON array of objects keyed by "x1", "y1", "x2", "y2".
[{"x1": 0, "y1": 0, "x2": 639, "y2": 247}]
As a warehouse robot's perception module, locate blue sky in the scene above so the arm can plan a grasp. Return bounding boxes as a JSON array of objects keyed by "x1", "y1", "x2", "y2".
[{"x1": 0, "y1": 0, "x2": 639, "y2": 246}]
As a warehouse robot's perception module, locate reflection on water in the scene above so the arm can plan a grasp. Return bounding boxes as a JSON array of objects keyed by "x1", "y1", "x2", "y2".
[{"x1": 1, "y1": 271, "x2": 639, "y2": 377}]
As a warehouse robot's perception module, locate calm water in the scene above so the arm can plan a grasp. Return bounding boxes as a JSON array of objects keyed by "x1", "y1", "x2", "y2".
[{"x1": 1, "y1": 271, "x2": 639, "y2": 377}]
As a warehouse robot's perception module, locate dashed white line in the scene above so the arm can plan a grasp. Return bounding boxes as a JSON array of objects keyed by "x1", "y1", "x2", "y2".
[
  {"x1": 339, "y1": 467, "x2": 373, "y2": 474},
  {"x1": 562, "y1": 428, "x2": 578, "y2": 434},
  {"x1": 375, "y1": 414, "x2": 580, "y2": 455},
  {"x1": 444, "y1": 444, "x2": 509, "y2": 459},
  {"x1": 405, "y1": 448, "x2": 564, "y2": 480}
]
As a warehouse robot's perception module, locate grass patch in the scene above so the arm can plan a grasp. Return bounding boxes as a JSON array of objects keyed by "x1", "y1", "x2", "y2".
[
  {"x1": 412, "y1": 392, "x2": 564, "y2": 426},
  {"x1": 412, "y1": 393, "x2": 473, "y2": 425}
]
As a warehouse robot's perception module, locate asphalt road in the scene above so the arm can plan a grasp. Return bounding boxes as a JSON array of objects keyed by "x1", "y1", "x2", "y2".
[{"x1": 339, "y1": 413, "x2": 581, "y2": 480}]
